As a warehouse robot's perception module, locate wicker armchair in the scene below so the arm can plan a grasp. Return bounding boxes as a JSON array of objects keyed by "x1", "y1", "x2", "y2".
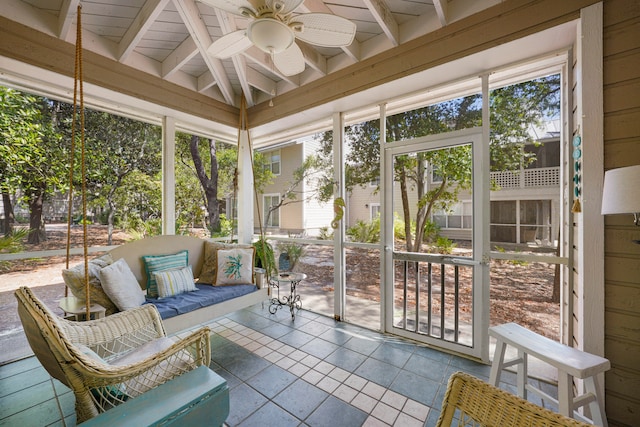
[
  {"x1": 15, "y1": 286, "x2": 211, "y2": 423},
  {"x1": 436, "y1": 372, "x2": 592, "y2": 427}
]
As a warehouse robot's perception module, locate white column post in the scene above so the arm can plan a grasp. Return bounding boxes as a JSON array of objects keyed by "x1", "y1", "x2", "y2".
[
  {"x1": 379, "y1": 102, "x2": 388, "y2": 331},
  {"x1": 237, "y1": 130, "x2": 254, "y2": 244},
  {"x1": 333, "y1": 112, "x2": 346, "y2": 321},
  {"x1": 162, "y1": 116, "x2": 176, "y2": 235},
  {"x1": 479, "y1": 73, "x2": 491, "y2": 363},
  {"x1": 576, "y1": 3, "x2": 605, "y2": 414}
]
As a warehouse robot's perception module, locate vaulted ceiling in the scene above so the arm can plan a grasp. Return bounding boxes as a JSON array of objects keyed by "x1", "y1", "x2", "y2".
[
  {"x1": 3, "y1": 0, "x2": 581, "y2": 146},
  {"x1": 7, "y1": 0, "x2": 500, "y2": 107}
]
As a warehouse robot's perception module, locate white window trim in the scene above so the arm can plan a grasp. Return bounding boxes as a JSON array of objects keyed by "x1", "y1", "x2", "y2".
[
  {"x1": 263, "y1": 193, "x2": 280, "y2": 227},
  {"x1": 370, "y1": 203, "x2": 380, "y2": 220},
  {"x1": 266, "y1": 149, "x2": 281, "y2": 176}
]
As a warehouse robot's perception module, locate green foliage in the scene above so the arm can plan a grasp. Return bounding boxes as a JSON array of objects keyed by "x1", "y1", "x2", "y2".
[
  {"x1": 111, "y1": 170, "x2": 161, "y2": 231},
  {"x1": 346, "y1": 216, "x2": 380, "y2": 243},
  {"x1": 422, "y1": 220, "x2": 440, "y2": 243},
  {"x1": 316, "y1": 75, "x2": 560, "y2": 253},
  {"x1": 393, "y1": 213, "x2": 409, "y2": 241},
  {"x1": 0, "y1": 87, "x2": 67, "y2": 242},
  {"x1": 317, "y1": 226, "x2": 333, "y2": 240},
  {"x1": 434, "y1": 236, "x2": 456, "y2": 254},
  {"x1": 253, "y1": 238, "x2": 276, "y2": 277},
  {"x1": 78, "y1": 109, "x2": 161, "y2": 243},
  {"x1": 0, "y1": 228, "x2": 29, "y2": 272},
  {"x1": 175, "y1": 136, "x2": 207, "y2": 230},
  {"x1": 393, "y1": 215, "x2": 439, "y2": 243},
  {"x1": 210, "y1": 214, "x2": 235, "y2": 239},
  {"x1": 126, "y1": 218, "x2": 162, "y2": 241},
  {"x1": 276, "y1": 241, "x2": 306, "y2": 271},
  {"x1": 174, "y1": 134, "x2": 274, "y2": 234},
  {"x1": 494, "y1": 246, "x2": 529, "y2": 265},
  {"x1": 0, "y1": 228, "x2": 28, "y2": 253},
  {"x1": 72, "y1": 215, "x2": 92, "y2": 225}
]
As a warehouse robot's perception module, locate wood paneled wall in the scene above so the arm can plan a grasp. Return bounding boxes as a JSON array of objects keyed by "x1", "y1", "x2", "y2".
[{"x1": 603, "y1": 1, "x2": 640, "y2": 425}]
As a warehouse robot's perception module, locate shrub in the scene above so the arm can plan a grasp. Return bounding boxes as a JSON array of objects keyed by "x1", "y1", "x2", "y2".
[
  {"x1": 346, "y1": 216, "x2": 380, "y2": 243},
  {"x1": 434, "y1": 236, "x2": 456, "y2": 254},
  {"x1": 423, "y1": 220, "x2": 440, "y2": 243},
  {"x1": 126, "y1": 218, "x2": 162, "y2": 240},
  {"x1": 210, "y1": 214, "x2": 235, "y2": 239},
  {"x1": 318, "y1": 226, "x2": 333, "y2": 240},
  {"x1": 0, "y1": 228, "x2": 29, "y2": 272},
  {"x1": 393, "y1": 214, "x2": 407, "y2": 240}
]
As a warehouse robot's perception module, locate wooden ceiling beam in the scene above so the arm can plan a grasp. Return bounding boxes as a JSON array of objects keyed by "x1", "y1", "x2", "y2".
[
  {"x1": 433, "y1": 0, "x2": 449, "y2": 27},
  {"x1": 118, "y1": 0, "x2": 171, "y2": 62},
  {"x1": 362, "y1": 0, "x2": 399, "y2": 46},
  {"x1": 57, "y1": 0, "x2": 80, "y2": 40},
  {"x1": 174, "y1": 0, "x2": 236, "y2": 105},
  {"x1": 162, "y1": 36, "x2": 199, "y2": 78}
]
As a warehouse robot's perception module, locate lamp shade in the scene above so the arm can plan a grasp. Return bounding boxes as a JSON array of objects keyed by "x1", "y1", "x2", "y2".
[{"x1": 601, "y1": 165, "x2": 640, "y2": 215}]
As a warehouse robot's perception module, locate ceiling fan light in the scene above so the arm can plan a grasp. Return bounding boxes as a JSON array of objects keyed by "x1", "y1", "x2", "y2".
[{"x1": 247, "y1": 18, "x2": 294, "y2": 54}]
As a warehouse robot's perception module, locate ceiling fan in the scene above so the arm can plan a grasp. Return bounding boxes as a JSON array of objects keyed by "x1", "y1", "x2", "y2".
[{"x1": 202, "y1": 0, "x2": 357, "y2": 76}]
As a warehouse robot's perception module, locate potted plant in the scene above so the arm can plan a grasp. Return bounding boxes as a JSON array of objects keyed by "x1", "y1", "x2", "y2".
[
  {"x1": 253, "y1": 237, "x2": 276, "y2": 278},
  {"x1": 276, "y1": 241, "x2": 306, "y2": 272}
]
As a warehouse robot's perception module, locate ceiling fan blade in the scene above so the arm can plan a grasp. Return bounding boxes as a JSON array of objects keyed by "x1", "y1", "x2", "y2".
[
  {"x1": 293, "y1": 13, "x2": 356, "y2": 47},
  {"x1": 266, "y1": 0, "x2": 304, "y2": 15},
  {"x1": 273, "y1": 43, "x2": 305, "y2": 76},
  {"x1": 198, "y1": 0, "x2": 255, "y2": 16},
  {"x1": 208, "y1": 30, "x2": 252, "y2": 58}
]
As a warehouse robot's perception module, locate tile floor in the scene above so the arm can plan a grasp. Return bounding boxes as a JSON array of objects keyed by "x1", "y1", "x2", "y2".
[{"x1": 0, "y1": 303, "x2": 559, "y2": 426}]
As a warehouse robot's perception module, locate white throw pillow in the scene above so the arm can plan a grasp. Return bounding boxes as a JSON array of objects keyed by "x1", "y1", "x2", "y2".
[
  {"x1": 153, "y1": 265, "x2": 197, "y2": 299},
  {"x1": 99, "y1": 258, "x2": 145, "y2": 311},
  {"x1": 216, "y1": 248, "x2": 254, "y2": 285}
]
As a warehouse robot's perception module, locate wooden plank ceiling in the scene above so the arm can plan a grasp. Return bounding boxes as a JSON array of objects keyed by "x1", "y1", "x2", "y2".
[{"x1": 6, "y1": 0, "x2": 500, "y2": 111}]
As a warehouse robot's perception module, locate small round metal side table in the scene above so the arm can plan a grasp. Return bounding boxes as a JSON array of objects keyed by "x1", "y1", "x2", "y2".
[{"x1": 269, "y1": 272, "x2": 306, "y2": 320}]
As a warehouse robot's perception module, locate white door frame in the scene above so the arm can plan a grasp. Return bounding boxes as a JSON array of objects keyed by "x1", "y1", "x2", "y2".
[{"x1": 382, "y1": 127, "x2": 490, "y2": 361}]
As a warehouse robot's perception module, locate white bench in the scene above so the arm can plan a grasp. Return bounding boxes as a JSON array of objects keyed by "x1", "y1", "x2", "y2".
[{"x1": 489, "y1": 323, "x2": 610, "y2": 426}]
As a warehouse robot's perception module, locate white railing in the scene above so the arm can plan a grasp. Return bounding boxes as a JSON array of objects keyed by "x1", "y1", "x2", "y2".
[{"x1": 491, "y1": 167, "x2": 559, "y2": 189}]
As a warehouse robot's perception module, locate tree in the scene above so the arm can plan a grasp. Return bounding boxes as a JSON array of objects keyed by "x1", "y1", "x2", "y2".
[
  {"x1": 177, "y1": 133, "x2": 274, "y2": 236},
  {"x1": 0, "y1": 87, "x2": 66, "y2": 243},
  {"x1": 79, "y1": 110, "x2": 161, "y2": 244},
  {"x1": 188, "y1": 135, "x2": 222, "y2": 233},
  {"x1": 318, "y1": 75, "x2": 561, "y2": 252},
  {"x1": 111, "y1": 170, "x2": 162, "y2": 236},
  {"x1": 0, "y1": 87, "x2": 35, "y2": 234}
]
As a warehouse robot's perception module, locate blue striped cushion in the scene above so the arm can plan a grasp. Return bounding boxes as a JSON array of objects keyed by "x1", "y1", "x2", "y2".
[
  {"x1": 153, "y1": 265, "x2": 197, "y2": 299},
  {"x1": 142, "y1": 250, "x2": 189, "y2": 298}
]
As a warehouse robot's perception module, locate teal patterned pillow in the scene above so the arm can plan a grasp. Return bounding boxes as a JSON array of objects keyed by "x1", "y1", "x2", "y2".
[
  {"x1": 142, "y1": 250, "x2": 189, "y2": 297},
  {"x1": 153, "y1": 265, "x2": 197, "y2": 299},
  {"x1": 215, "y1": 247, "x2": 255, "y2": 285}
]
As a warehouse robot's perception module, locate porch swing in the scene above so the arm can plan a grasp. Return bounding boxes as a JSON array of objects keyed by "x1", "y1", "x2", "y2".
[{"x1": 13, "y1": 6, "x2": 214, "y2": 423}]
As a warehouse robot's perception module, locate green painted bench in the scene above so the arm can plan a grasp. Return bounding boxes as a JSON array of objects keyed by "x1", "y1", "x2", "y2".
[{"x1": 79, "y1": 366, "x2": 229, "y2": 426}]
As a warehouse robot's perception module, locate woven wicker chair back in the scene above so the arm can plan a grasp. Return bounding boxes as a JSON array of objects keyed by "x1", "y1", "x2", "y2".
[
  {"x1": 436, "y1": 372, "x2": 592, "y2": 427},
  {"x1": 15, "y1": 287, "x2": 71, "y2": 386}
]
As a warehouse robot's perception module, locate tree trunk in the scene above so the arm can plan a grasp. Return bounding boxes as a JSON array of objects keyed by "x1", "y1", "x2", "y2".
[
  {"x1": 107, "y1": 205, "x2": 115, "y2": 246},
  {"x1": 399, "y1": 167, "x2": 413, "y2": 252},
  {"x1": 189, "y1": 135, "x2": 220, "y2": 234},
  {"x1": 2, "y1": 191, "x2": 15, "y2": 236},
  {"x1": 413, "y1": 159, "x2": 427, "y2": 251},
  {"x1": 27, "y1": 191, "x2": 46, "y2": 244}
]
